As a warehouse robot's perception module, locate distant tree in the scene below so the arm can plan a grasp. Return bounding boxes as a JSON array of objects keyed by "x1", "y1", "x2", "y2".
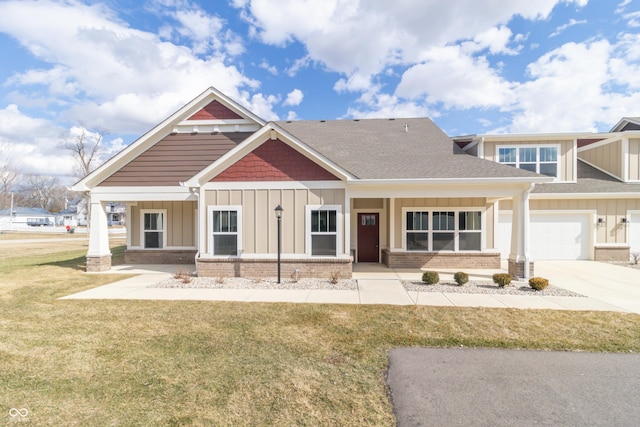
[
  {"x1": 19, "y1": 175, "x2": 70, "y2": 212},
  {"x1": 0, "y1": 138, "x2": 20, "y2": 210},
  {"x1": 62, "y1": 124, "x2": 109, "y2": 180}
]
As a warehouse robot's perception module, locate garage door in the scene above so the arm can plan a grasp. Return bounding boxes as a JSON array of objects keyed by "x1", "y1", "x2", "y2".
[
  {"x1": 629, "y1": 214, "x2": 640, "y2": 255},
  {"x1": 497, "y1": 213, "x2": 591, "y2": 260}
]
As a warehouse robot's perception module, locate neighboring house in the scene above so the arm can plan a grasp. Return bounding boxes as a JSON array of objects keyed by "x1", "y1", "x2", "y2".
[
  {"x1": 72, "y1": 87, "x2": 640, "y2": 279},
  {"x1": 0, "y1": 207, "x2": 56, "y2": 229},
  {"x1": 105, "y1": 202, "x2": 126, "y2": 226}
]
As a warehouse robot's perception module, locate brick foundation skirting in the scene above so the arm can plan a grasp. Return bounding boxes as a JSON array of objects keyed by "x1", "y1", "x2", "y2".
[
  {"x1": 382, "y1": 249, "x2": 500, "y2": 270},
  {"x1": 125, "y1": 250, "x2": 197, "y2": 264},
  {"x1": 594, "y1": 246, "x2": 630, "y2": 262},
  {"x1": 507, "y1": 259, "x2": 535, "y2": 279},
  {"x1": 86, "y1": 255, "x2": 112, "y2": 272},
  {"x1": 197, "y1": 257, "x2": 352, "y2": 279}
]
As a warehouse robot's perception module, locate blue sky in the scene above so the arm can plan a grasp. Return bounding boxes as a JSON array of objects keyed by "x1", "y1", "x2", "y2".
[{"x1": 0, "y1": 0, "x2": 639, "y2": 181}]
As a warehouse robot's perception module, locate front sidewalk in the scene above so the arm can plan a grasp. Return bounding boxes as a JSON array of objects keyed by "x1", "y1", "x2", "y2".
[{"x1": 60, "y1": 263, "x2": 630, "y2": 312}]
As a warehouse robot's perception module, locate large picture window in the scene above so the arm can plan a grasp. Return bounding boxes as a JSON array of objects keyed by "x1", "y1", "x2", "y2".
[
  {"x1": 306, "y1": 205, "x2": 342, "y2": 256},
  {"x1": 209, "y1": 206, "x2": 242, "y2": 256},
  {"x1": 141, "y1": 210, "x2": 166, "y2": 249},
  {"x1": 498, "y1": 145, "x2": 559, "y2": 178},
  {"x1": 404, "y1": 209, "x2": 482, "y2": 252}
]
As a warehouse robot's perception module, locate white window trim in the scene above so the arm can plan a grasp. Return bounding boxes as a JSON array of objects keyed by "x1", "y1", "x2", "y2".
[
  {"x1": 140, "y1": 209, "x2": 167, "y2": 250},
  {"x1": 305, "y1": 204, "x2": 343, "y2": 257},
  {"x1": 496, "y1": 144, "x2": 561, "y2": 180},
  {"x1": 207, "y1": 205, "x2": 242, "y2": 257},
  {"x1": 402, "y1": 207, "x2": 485, "y2": 252}
]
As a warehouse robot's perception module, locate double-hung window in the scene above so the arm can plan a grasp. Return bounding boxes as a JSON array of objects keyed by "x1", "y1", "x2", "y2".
[
  {"x1": 141, "y1": 210, "x2": 166, "y2": 249},
  {"x1": 404, "y1": 209, "x2": 482, "y2": 251},
  {"x1": 498, "y1": 145, "x2": 559, "y2": 178},
  {"x1": 307, "y1": 205, "x2": 341, "y2": 256},
  {"x1": 209, "y1": 206, "x2": 241, "y2": 256}
]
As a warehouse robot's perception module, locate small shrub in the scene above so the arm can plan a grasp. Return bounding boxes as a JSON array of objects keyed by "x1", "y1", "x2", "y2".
[
  {"x1": 290, "y1": 269, "x2": 301, "y2": 283},
  {"x1": 329, "y1": 271, "x2": 339, "y2": 285},
  {"x1": 529, "y1": 277, "x2": 549, "y2": 291},
  {"x1": 422, "y1": 271, "x2": 440, "y2": 285},
  {"x1": 453, "y1": 272, "x2": 469, "y2": 286},
  {"x1": 492, "y1": 273, "x2": 512, "y2": 288},
  {"x1": 174, "y1": 269, "x2": 192, "y2": 284},
  {"x1": 215, "y1": 276, "x2": 225, "y2": 285},
  {"x1": 631, "y1": 252, "x2": 640, "y2": 265}
]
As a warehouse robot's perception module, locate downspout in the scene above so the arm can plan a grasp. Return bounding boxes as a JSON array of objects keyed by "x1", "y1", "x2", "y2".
[
  {"x1": 193, "y1": 186, "x2": 201, "y2": 276},
  {"x1": 523, "y1": 182, "x2": 535, "y2": 279}
]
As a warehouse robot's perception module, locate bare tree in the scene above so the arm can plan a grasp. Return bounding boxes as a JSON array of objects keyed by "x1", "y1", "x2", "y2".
[
  {"x1": 19, "y1": 175, "x2": 65, "y2": 211},
  {"x1": 0, "y1": 138, "x2": 19, "y2": 210},
  {"x1": 62, "y1": 124, "x2": 109, "y2": 180}
]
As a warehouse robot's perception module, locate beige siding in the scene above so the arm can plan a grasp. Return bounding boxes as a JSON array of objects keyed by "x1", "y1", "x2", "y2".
[
  {"x1": 579, "y1": 139, "x2": 622, "y2": 179},
  {"x1": 499, "y1": 198, "x2": 640, "y2": 245},
  {"x1": 130, "y1": 201, "x2": 197, "y2": 247},
  {"x1": 392, "y1": 198, "x2": 487, "y2": 249},
  {"x1": 205, "y1": 188, "x2": 345, "y2": 255},
  {"x1": 628, "y1": 138, "x2": 640, "y2": 181},
  {"x1": 483, "y1": 139, "x2": 574, "y2": 181}
]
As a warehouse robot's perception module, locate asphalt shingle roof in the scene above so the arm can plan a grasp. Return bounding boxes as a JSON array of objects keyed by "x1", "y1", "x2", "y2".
[
  {"x1": 533, "y1": 160, "x2": 640, "y2": 194},
  {"x1": 275, "y1": 118, "x2": 542, "y2": 180}
]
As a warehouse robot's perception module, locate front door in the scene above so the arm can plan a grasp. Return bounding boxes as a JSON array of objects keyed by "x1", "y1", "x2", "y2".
[{"x1": 358, "y1": 213, "x2": 379, "y2": 262}]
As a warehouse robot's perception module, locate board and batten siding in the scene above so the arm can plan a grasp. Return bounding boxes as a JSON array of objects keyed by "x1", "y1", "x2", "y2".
[
  {"x1": 130, "y1": 201, "x2": 197, "y2": 247},
  {"x1": 204, "y1": 188, "x2": 345, "y2": 256},
  {"x1": 392, "y1": 197, "x2": 489, "y2": 249},
  {"x1": 500, "y1": 198, "x2": 640, "y2": 245},
  {"x1": 627, "y1": 138, "x2": 640, "y2": 181},
  {"x1": 483, "y1": 139, "x2": 575, "y2": 182},
  {"x1": 99, "y1": 132, "x2": 252, "y2": 186},
  {"x1": 578, "y1": 139, "x2": 623, "y2": 180}
]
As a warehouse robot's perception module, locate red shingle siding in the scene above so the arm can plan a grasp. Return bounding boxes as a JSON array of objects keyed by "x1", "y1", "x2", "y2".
[
  {"x1": 99, "y1": 132, "x2": 252, "y2": 186},
  {"x1": 188, "y1": 100, "x2": 243, "y2": 120},
  {"x1": 212, "y1": 138, "x2": 339, "y2": 182}
]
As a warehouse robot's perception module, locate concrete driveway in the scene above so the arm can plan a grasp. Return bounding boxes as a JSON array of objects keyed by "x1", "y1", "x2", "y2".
[{"x1": 535, "y1": 260, "x2": 640, "y2": 314}]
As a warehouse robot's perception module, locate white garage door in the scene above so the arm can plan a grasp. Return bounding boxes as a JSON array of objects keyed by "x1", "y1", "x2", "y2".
[
  {"x1": 629, "y1": 214, "x2": 640, "y2": 255},
  {"x1": 497, "y1": 213, "x2": 591, "y2": 260}
]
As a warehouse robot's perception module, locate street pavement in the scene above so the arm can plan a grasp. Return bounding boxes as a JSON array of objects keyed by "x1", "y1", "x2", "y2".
[{"x1": 386, "y1": 347, "x2": 640, "y2": 427}]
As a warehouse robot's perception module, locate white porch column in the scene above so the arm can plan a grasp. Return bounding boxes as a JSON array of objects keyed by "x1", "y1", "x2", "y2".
[
  {"x1": 344, "y1": 189, "x2": 351, "y2": 258},
  {"x1": 508, "y1": 185, "x2": 533, "y2": 279},
  {"x1": 86, "y1": 198, "x2": 111, "y2": 272}
]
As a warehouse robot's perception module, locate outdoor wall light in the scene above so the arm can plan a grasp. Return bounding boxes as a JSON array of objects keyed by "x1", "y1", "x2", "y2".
[
  {"x1": 597, "y1": 218, "x2": 606, "y2": 227},
  {"x1": 621, "y1": 217, "x2": 629, "y2": 225}
]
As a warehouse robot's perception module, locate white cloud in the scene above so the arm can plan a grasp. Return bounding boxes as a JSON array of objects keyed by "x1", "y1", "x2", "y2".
[
  {"x1": 259, "y1": 60, "x2": 278, "y2": 75},
  {"x1": 549, "y1": 19, "x2": 588, "y2": 37},
  {"x1": 283, "y1": 89, "x2": 304, "y2": 107},
  {"x1": 623, "y1": 11, "x2": 640, "y2": 27},
  {"x1": 0, "y1": 0, "x2": 274, "y2": 134}
]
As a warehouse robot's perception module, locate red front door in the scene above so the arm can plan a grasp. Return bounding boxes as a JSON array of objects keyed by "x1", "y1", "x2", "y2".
[{"x1": 357, "y1": 213, "x2": 379, "y2": 262}]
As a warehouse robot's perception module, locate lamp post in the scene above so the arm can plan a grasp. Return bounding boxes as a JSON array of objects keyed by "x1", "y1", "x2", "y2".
[{"x1": 274, "y1": 204, "x2": 283, "y2": 283}]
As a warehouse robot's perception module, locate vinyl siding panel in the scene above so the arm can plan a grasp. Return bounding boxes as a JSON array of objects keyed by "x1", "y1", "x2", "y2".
[
  {"x1": 579, "y1": 139, "x2": 623, "y2": 179},
  {"x1": 204, "y1": 188, "x2": 345, "y2": 256},
  {"x1": 99, "y1": 132, "x2": 252, "y2": 186},
  {"x1": 628, "y1": 139, "x2": 640, "y2": 181}
]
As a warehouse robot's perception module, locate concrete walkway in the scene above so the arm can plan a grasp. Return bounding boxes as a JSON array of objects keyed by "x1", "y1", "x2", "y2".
[{"x1": 60, "y1": 262, "x2": 637, "y2": 313}]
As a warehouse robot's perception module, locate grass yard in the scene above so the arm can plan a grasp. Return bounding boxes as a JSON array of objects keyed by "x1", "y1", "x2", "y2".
[{"x1": 1, "y1": 239, "x2": 639, "y2": 425}]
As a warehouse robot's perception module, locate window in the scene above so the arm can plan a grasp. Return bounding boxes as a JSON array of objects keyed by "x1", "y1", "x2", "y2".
[
  {"x1": 307, "y1": 205, "x2": 342, "y2": 256},
  {"x1": 498, "y1": 145, "x2": 559, "y2": 178},
  {"x1": 209, "y1": 207, "x2": 241, "y2": 256},
  {"x1": 141, "y1": 210, "x2": 166, "y2": 249},
  {"x1": 404, "y1": 209, "x2": 482, "y2": 251}
]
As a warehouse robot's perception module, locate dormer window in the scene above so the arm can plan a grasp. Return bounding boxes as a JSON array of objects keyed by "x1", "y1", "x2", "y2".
[{"x1": 498, "y1": 145, "x2": 559, "y2": 178}]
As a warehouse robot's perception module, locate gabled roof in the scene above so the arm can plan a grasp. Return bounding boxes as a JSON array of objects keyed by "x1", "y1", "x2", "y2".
[
  {"x1": 73, "y1": 87, "x2": 266, "y2": 191},
  {"x1": 610, "y1": 117, "x2": 640, "y2": 132},
  {"x1": 0, "y1": 207, "x2": 54, "y2": 216},
  {"x1": 276, "y1": 118, "x2": 547, "y2": 181}
]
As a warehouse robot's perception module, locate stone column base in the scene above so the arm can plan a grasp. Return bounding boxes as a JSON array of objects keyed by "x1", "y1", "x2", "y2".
[
  {"x1": 508, "y1": 259, "x2": 534, "y2": 279},
  {"x1": 86, "y1": 255, "x2": 112, "y2": 272}
]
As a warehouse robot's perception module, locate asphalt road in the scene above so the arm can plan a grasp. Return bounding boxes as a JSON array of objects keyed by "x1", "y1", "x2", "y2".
[{"x1": 387, "y1": 348, "x2": 640, "y2": 427}]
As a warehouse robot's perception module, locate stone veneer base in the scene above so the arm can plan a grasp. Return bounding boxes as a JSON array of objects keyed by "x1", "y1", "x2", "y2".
[
  {"x1": 125, "y1": 250, "x2": 197, "y2": 265},
  {"x1": 197, "y1": 257, "x2": 352, "y2": 279},
  {"x1": 594, "y1": 246, "x2": 630, "y2": 262},
  {"x1": 86, "y1": 255, "x2": 112, "y2": 272},
  {"x1": 381, "y1": 249, "x2": 500, "y2": 270}
]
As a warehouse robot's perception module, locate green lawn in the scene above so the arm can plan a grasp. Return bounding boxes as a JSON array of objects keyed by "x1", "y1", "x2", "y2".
[{"x1": 1, "y1": 240, "x2": 639, "y2": 425}]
